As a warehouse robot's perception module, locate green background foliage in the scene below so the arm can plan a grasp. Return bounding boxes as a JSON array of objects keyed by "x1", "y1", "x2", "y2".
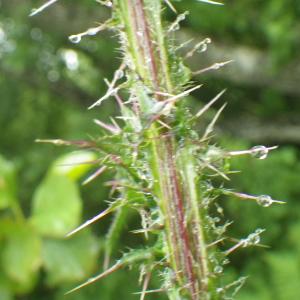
[{"x1": 0, "y1": 0, "x2": 299, "y2": 299}]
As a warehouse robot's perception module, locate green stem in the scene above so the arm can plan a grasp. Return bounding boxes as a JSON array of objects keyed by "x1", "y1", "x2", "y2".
[{"x1": 116, "y1": 0, "x2": 219, "y2": 298}]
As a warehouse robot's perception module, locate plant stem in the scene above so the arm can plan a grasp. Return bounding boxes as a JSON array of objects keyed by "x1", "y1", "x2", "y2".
[{"x1": 116, "y1": 1, "x2": 218, "y2": 298}]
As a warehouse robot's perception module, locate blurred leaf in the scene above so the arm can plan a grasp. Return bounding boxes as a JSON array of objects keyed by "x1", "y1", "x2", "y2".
[
  {"x1": 1, "y1": 223, "x2": 41, "y2": 293},
  {"x1": 0, "y1": 272, "x2": 13, "y2": 300},
  {"x1": 0, "y1": 155, "x2": 17, "y2": 210},
  {"x1": 236, "y1": 261, "x2": 271, "y2": 300},
  {"x1": 42, "y1": 231, "x2": 99, "y2": 286},
  {"x1": 50, "y1": 151, "x2": 98, "y2": 182},
  {"x1": 288, "y1": 221, "x2": 300, "y2": 250},
  {"x1": 30, "y1": 173, "x2": 82, "y2": 237},
  {"x1": 265, "y1": 251, "x2": 300, "y2": 299}
]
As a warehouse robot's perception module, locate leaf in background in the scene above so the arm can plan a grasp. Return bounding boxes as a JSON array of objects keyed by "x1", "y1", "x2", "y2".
[
  {"x1": 1, "y1": 223, "x2": 41, "y2": 293},
  {"x1": 0, "y1": 155, "x2": 17, "y2": 210},
  {"x1": 42, "y1": 231, "x2": 99, "y2": 286},
  {"x1": 30, "y1": 173, "x2": 82, "y2": 237},
  {"x1": 0, "y1": 271, "x2": 13, "y2": 300},
  {"x1": 266, "y1": 252, "x2": 300, "y2": 299},
  {"x1": 49, "y1": 151, "x2": 98, "y2": 182},
  {"x1": 288, "y1": 221, "x2": 300, "y2": 250}
]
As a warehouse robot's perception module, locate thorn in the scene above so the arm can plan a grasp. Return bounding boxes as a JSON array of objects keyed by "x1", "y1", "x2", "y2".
[
  {"x1": 223, "y1": 190, "x2": 286, "y2": 205},
  {"x1": 35, "y1": 139, "x2": 95, "y2": 148},
  {"x1": 165, "y1": 84, "x2": 202, "y2": 103},
  {"x1": 110, "y1": 117, "x2": 121, "y2": 132},
  {"x1": 206, "y1": 238, "x2": 226, "y2": 248},
  {"x1": 185, "y1": 38, "x2": 211, "y2": 59},
  {"x1": 154, "y1": 91, "x2": 174, "y2": 97},
  {"x1": 197, "y1": 0, "x2": 224, "y2": 6},
  {"x1": 201, "y1": 103, "x2": 227, "y2": 140},
  {"x1": 228, "y1": 145, "x2": 278, "y2": 157},
  {"x1": 89, "y1": 63, "x2": 126, "y2": 110},
  {"x1": 206, "y1": 163, "x2": 230, "y2": 180},
  {"x1": 224, "y1": 241, "x2": 243, "y2": 256},
  {"x1": 133, "y1": 288, "x2": 167, "y2": 295},
  {"x1": 66, "y1": 206, "x2": 115, "y2": 237},
  {"x1": 193, "y1": 60, "x2": 234, "y2": 75},
  {"x1": 195, "y1": 89, "x2": 226, "y2": 118},
  {"x1": 164, "y1": 0, "x2": 177, "y2": 13},
  {"x1": 68, "y1": 21, "x2": 109, "y2": 43},
  {"x1": 88, "y1": 86, "x2": 120, "y2": 110},
  {"x1": 94, "y1": 119, "x2": 121, "y2": 134},
  {"x1": 140, "y1": 271, "x2": 152, "y2": 300},
  {"x1": 82, "y1": 166, "x2": 107, "y2": 185},
  {"x1": 29, "y1": 0, "x2": 58, "y2": 17},
  {"x1": 65, "y1": 262, "x2": 122, "y2": 295},
  {"x1": 157, "y1": 119, "x2": 171, "y2": 129}
]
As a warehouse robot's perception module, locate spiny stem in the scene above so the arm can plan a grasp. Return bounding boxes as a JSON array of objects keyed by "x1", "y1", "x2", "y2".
[{"x1": 117, "y1": 1, "x2": 215, "y2": 298}]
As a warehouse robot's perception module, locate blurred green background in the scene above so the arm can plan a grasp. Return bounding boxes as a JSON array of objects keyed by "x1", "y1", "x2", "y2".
[{"x1": 0, "y1": 0, "x2": 300, "y2": 299}]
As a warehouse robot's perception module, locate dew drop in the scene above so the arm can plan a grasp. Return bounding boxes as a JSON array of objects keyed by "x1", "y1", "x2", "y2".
[
  {"x1": 213, "y1": 217, "x2": 220, "y2": 223},
  {"x1": 69, "y1": 34, "x2": 81, "y2": 44},
  {"x1": 251, "y1": 145, "x2": 269, "y2": 159},
  {"x1": 214, "y1": 265, "x2": 223, "y2": 274},
  {"x1": 115, "y1": 69, "x2": 124, "y2": 79},
  {"x1": 256, "y1": 195, "x2": 273, "y2": 207},
  {"x1": 243, "y1": 228, "x2": 264, "y2": 247},
  {"x1": 197, "y1": 38, "x2": 211, "y2": 53},
  {"x1": 96, "y1": 0, "x2": 113, "y2": 6}
]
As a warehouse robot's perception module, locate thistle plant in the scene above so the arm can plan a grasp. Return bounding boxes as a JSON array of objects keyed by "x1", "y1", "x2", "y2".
[{"x1": 31, "y1": 0, "x2": 284, "y2": 299}]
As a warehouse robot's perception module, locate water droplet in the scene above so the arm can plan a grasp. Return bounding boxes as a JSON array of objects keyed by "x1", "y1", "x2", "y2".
[
  {"x1": 69, "y1": 34, "x2": 81, "y2": 44},
  {"x1": 251, "y1": 145, "x2": 269, "y2": 159},
  {"x1": 256, "y1": 195, "x2": 273, "y2": 207},
  {"x1": 214, "y1": 265, "x2": 223, "y2": 274},
  {"x1": 198, "y1": 38, "x2": 211, "y2": 53},
  {"x1": 217, "y1": 206, "x2": 224, "y2": 215},
  {"x1": 168, "y1": 12, "x2": 189, "y2": 32},
  {"x1": 96, "y1": 0, "x2": 113, "y2": 6},
  {"x1": 213, "y1": 217, "x2": 220, "y2": 223},
  {"x1": 177, "y1": 14, "x2": 187, "y2": 22},
  {"x1": 115, "y1": 69, "x2": 124, "y2": 79},
  {"x1": 255, "y1": 228, "x2": 264, "y2": 235},
  {"x1": 242, "y1": 228, "x2": 264, "y2": 247}
]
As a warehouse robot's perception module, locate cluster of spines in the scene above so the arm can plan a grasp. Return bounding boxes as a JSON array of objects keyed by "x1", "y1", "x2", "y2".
[{"x1": 31, "y1": 1, "x2": 283, "y2": 299}]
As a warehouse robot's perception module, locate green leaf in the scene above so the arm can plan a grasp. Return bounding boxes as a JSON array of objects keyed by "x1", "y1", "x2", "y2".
[
  {"x1": 266, "y1": 252, "x2": 300, "y2": 299},
  {"x1": 1, "y1": 223, "x2": 41, "y2": 292},
  {"x1": 0, "y1": 272, "x2": 13, "y2": 300},
  {"x1": 42, "y1": 231, "x2": 99, "y2": 286},
  {"x1": 50, "y1": 151, "x2": 98, "y2": 182},
  {"x1": 0, "y1": 155, "x2": 17, "y2": 210},
  {"x1": 30, "y1": 173, "x2": 82, "y2": 237}
]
